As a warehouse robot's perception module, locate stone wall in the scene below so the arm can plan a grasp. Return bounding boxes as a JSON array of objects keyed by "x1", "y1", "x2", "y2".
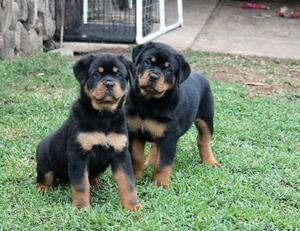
[
  {"x1": 0, "y1": 0, "x2": 55, "y2": 58},
  {"x1": 55, "y1": 0, "x2": 82, "y2": 31}
]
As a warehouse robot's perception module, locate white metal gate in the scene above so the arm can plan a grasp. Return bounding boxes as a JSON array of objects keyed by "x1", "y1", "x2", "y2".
[
  {"x1": 136, "y1": 0, "x2": 183, "y2": 44},
  {"x1": 76, "y1": 0, "x2": 183, "y2": 44}
]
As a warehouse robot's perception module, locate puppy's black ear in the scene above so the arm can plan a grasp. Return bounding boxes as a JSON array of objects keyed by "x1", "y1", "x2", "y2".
[
  {"x1": 73, "y1": 54, "x2": 95, "y2": 84},
  {"x1": 132, "y1": 42, "x2": 155, "y2": 65},
  {"x1": 176, "y1": 54, "x2": 191, "y2": 86},
  {"x1": 118, "y1": 55, "x2": 135, "y2": 87}
]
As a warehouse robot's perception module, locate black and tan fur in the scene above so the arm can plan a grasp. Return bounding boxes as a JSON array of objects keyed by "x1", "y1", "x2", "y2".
[
  {"x1": 36, "y1": 53, "x2": 142, "y2": 210},
  {"x1": 125, "y1": 42, "x2": 220, "y2": 189}
]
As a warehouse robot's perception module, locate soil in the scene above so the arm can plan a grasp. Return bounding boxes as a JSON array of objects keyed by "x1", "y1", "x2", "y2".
[
  {"x1": 190, "y1": 56, "x2": 300, "y2": 97},
  {"x1": 210, "y1": 66, "x2": 300, "y2": 96}
]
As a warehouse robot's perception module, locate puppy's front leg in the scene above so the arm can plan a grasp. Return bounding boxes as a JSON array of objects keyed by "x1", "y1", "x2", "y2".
[
  {"x1": 129, "y1": 138, "x2": 145, "y2": 180},
  {"x1": 144, "y1": 143, "x2": 159, "y2": 168},
  {"x1": 111, "y1": 150, "x2": 142, "y2": 211},
  {"x1": 153, "y1": 138, "x2": 177, "y2": 189},
  {"x1": 68, "y1": 148, "x2": 90, "y2": 209}
]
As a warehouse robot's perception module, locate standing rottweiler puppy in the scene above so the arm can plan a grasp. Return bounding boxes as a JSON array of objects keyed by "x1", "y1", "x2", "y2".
[
  {"x1": 125, "y1": 42, "x2": 220, "y2": 189},
  {"x1": 36, "y1": 53, "x2": 142, "y2": 210}
]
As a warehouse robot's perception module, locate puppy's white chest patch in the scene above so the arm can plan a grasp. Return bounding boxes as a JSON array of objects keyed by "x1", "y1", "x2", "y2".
[{"x1": 77, "y1": 132, "x2": 127, "y2": 153}]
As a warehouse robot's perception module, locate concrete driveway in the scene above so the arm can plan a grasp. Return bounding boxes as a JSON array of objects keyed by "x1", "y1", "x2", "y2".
[{"x1": 156, "y1": 0, "x2": 300, "y2": 60}]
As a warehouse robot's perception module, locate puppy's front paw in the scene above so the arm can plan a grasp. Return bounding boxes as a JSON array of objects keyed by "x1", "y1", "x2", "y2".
[
  {"x1": 124, "y1": 202, "x2": 143, "y2": 211},
  {"x1": 72, "y1": 200, "x2": 91, "y2": 210},
  {"x1": 134, "y1": 171, "x2": 143, "y2": 181},
  {"x1": 37, "y1": 184, "x2": 53, "y2": 193},
  {"x1": 153, "y1": 178, "x2": 169, "y2": 189},
  {"x1": 152, "y1": 166, "x2": 171, "y2": 189},
  {"x1": 203, "y1": 160, "x2": 221, "y2": 168}
]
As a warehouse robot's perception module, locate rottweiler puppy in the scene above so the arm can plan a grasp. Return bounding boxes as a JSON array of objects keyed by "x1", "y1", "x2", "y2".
[
  {"x1": 36, "y1": 53, "x2": 142, "y2": 211},
  {"x1": 125, "y1": 42, "x2": 220, "y2": 189}
]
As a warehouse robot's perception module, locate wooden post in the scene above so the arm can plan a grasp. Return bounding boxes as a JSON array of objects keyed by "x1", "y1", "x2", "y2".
[{"x1": 60, "y1": 0, "x2": 65, "y2": 48}]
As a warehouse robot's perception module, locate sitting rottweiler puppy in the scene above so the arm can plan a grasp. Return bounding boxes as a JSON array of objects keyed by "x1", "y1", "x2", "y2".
[
  {"x1": 125, "y1": 42, "x2": 220, "y2": 189},
  {"x1": 36, "y1": 53, "x2": 142, "y2": 211}
]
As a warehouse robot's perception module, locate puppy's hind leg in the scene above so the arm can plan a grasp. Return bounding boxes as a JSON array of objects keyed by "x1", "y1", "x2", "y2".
[
  {"x1": 195, "y1": 80, "x2": 220, "y2": 167},
  {"x1": 36, "y1": 140, "x2": 55, "y2": 192},
  {"x1": 37, "y1": 171, "x2": 55, "y2": 192},
  {"x1": 194, "y1": 118, "x2": 220, "y2": 167}
]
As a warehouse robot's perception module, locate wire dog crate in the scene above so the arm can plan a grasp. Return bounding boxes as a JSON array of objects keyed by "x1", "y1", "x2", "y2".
[{"x1": 54, "y1": 0, "x2": 183, "y2": 44}]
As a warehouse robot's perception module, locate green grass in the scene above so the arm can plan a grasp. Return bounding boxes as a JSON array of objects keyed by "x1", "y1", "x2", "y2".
[{"x1": 0, "y1": 52, "x2": 299, "y2": 230}]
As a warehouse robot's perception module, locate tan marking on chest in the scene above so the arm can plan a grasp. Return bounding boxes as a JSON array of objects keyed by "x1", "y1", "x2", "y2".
[
  {"x1": 127, "y1": 116, "x2": 142, "y2": 131},
  {"x1": 78, "y1": 132, "x2": 127, "y2": 152},
  {"x1": 143, "y1": 119, "x2": 166, "y2": 138}
]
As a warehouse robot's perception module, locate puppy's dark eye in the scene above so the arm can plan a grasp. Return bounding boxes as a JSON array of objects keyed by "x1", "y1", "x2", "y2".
[
  {"x1": 144, "y1": 59, "x2": 150, "y2": 66},
  {"x1": 93, "y1": 73, "x2": 100, "y2": 78},
  {"x1": 166, "y1": 68, "x2": 173, "y2": 74}
]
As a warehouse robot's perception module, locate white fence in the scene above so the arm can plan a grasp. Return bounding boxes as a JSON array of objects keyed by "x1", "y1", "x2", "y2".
[{"x1": 81, "y1": 0, "x2": 183, "y2": 44}]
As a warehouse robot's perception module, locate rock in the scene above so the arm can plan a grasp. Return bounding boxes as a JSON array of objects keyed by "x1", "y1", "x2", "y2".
[
  {"x1": 1, "y1": 0, "x2": 57, "y2": 58},
  {"x1": 38, "y1": 11, "x2": 56, "y2": 40},
  {"x1": 9, "y1": 2, "x2": 19, "y2": 31},
  {"x1": 16, "y1": 0, "x2": 28, "y2": 21},
  {"x1": 43, "y1": 38, "x2": 56, "y2": 52},
  {"x1": 19, "y1": 21, "x2": 28, "y2": 54},
  {"x1": 50, "y1": 48, "x2": 74, "y2": 57},
  {"x1": 2, "y1": 30, "x2": 15, "y2": 58},
  {"x1": 24, "y1": 0, "x2": 38, "y2": 31},
  {"x1": 20, "y1": 27, "x2": 43, "y2": 55},
  {"x1": 28, "y1": 29, "x2": 43, "y2": 51},
  {"x1": 37, "y1": 0, "x2": 48, "y2": 13},
  {"x1": 35, "y1": 21, "x2": 43, "y2": 36},
  {"x1": 48, "y1": 0, "x2": 55, "y2": 19},
  {"x1": 0, "y1": 33, "x2": 3, "y2": 49},
  {"x1": 0, "y1": 0, "x2": 13, "y2": 34},
  {"x1": 14, "y1": 22, "x2": 22, "y2": 52}
]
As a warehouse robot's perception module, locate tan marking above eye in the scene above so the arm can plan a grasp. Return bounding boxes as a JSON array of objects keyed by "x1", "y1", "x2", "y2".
[
  {"x1": 113, "y1": 67, "x2": 119, "y2": 73},
  {"x1": 164, "y1": 62, "x2": 170, "y2": 68},
  {"x1": 151, "y1": 56, "x2": 156, "y2": 62},
  {"x1": 98, "y1": 67, "x2": 104, "y2": 73},
  {"x1": 77, "y1": 132, "x2": 128, "y2": 152}
]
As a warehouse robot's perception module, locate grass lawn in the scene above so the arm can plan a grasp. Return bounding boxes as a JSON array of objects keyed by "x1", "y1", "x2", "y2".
[{"x1": 0, "y1": 52, "x2": 299, "y2": 230}]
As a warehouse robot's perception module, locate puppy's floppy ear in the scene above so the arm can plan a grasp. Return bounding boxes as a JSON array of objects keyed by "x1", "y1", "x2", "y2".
[
  {"x1": 176, "y1": 54, "x2": 191, "y2": 86},
  {"x1": 118, "y1": 55, "x2": 135, "y2": 87},
  {"x1": 73, "y1": 54, "x2": 95, "y2": 85},
  {"x1": 132, "y1": 42, "x2": 155, "y2": 65}
]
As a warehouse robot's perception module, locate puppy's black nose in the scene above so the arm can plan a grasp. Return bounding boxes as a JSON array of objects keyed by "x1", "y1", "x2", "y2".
[
  {"x1": 149, "y1": 71, "x2": 160, "y2": 81},
  {"x1": 105, "y1": 81, "x2": 115, "y2": 90}
]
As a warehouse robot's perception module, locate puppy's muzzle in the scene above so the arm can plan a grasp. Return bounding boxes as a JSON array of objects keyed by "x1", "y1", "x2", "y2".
[
  {"x1": 103, "y1": 81, "x2": 118, "y2": 102},
  {"x1": 91, "y1": 80, "x2": 120, "y2": 104}
]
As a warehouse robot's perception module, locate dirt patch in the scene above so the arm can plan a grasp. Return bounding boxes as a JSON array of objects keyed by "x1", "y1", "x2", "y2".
[
  {"x1": 210, "y1": 65, "x2": 299, "y2": 96},
  {"x1": 190, "y1": 55, "x2": 300, "y2": 97}
]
